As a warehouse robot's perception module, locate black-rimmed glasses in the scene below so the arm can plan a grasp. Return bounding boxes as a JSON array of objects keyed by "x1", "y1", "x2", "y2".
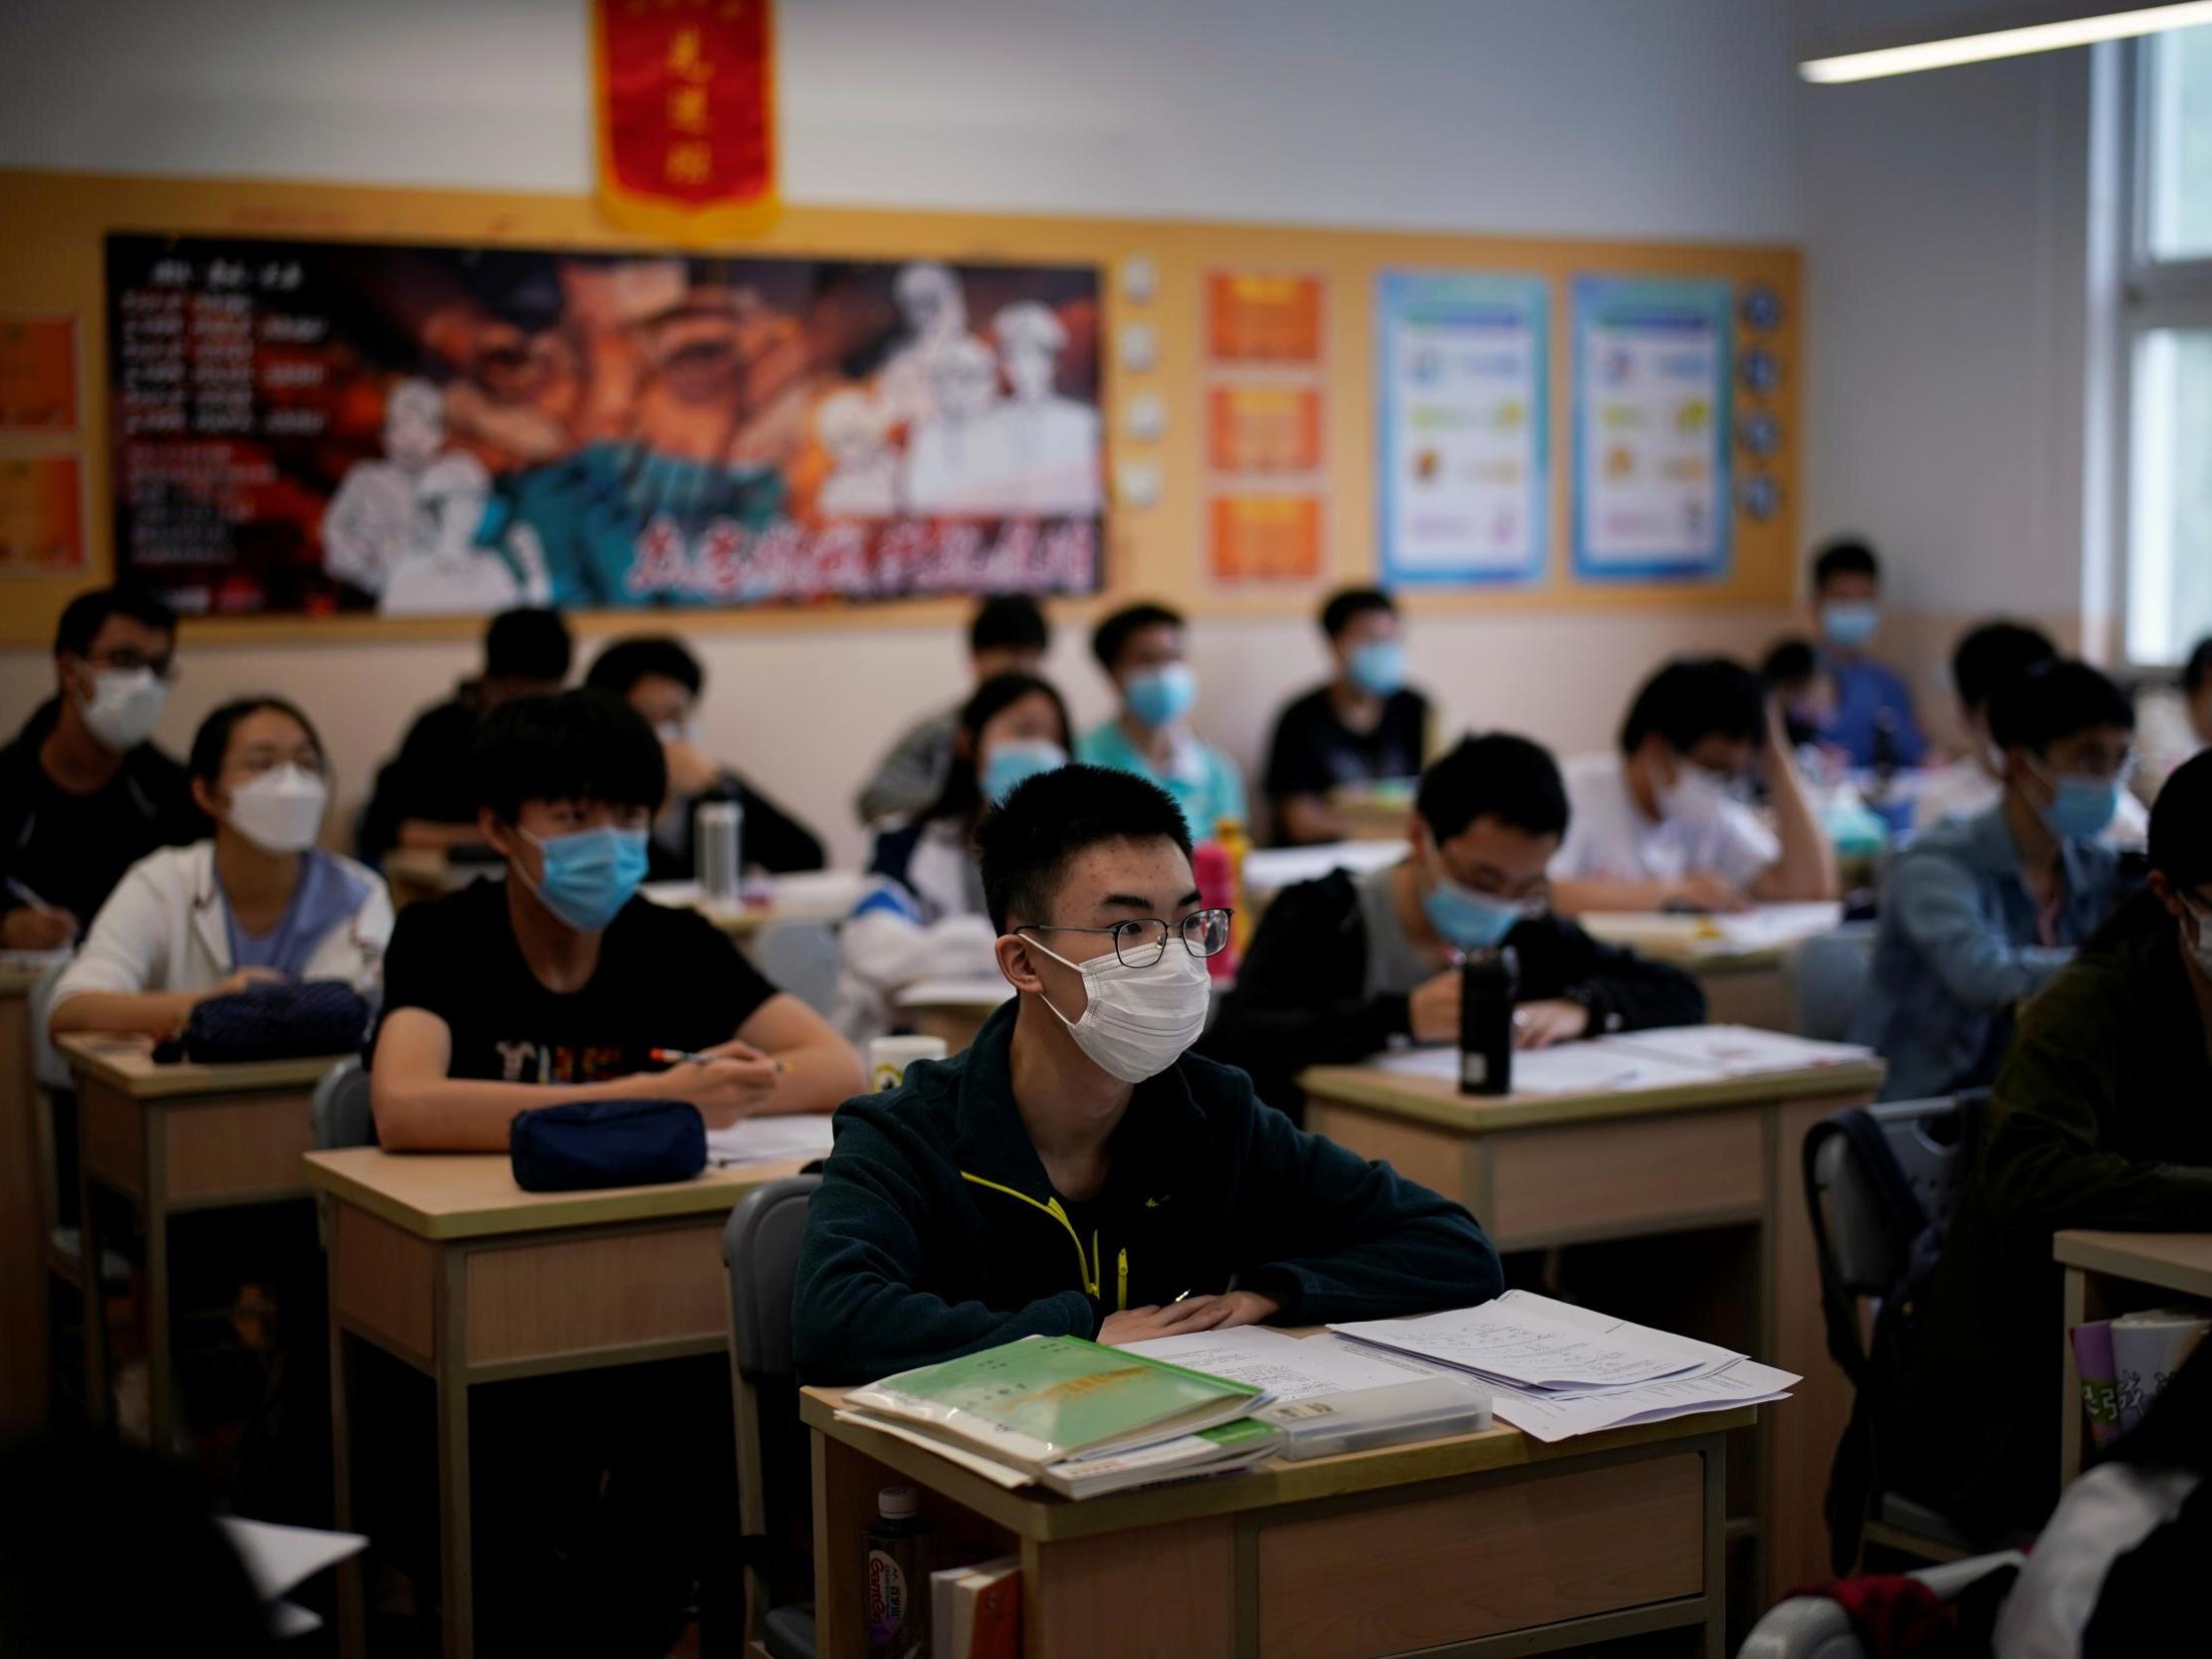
[{"x1": 1019, "y1": 908, "x2": 1233, "y2": 968}]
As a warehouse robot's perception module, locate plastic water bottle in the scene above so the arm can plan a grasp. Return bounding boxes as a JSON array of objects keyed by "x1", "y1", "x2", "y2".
[
  {"x1": 696, "y1": 797, "x2": 742, "y2": 902},
  {"x1": 1459, "y1": 946, "x2": 1519, "y2": 1097},
  {"x1": 865, "y1": 1484, "x2": 934, "y2": 1659}
]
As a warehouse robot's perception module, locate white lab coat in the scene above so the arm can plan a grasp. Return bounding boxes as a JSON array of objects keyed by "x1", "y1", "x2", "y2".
[{"x1": 49, "y1": 842, "x2": 392, "y2": 1021}]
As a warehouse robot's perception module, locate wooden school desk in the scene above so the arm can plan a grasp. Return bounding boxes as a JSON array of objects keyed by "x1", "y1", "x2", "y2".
[
  {"x1": 2055, "y1": 1229, "x2": 2212, "y2": 1483},
  {"x1": 1577, "y1": 911, "x2": 1844, "y2": 1034},
  {"x1": 1299, "y1": 1052, "x2": 1884, "y2": 1604},
  {"x1": 307, "y1": 1148, "x2": 812, "y2": 1659},
  {"x1": 0, "y1": 961, "x2": 55, "y2": 1424},
  {"x1": 804, "y1": 1385, "x2": 1750, "y2": 1659},
  {"x1": 59, "y1": 1032, "x2": 336, "y2": 1449}
]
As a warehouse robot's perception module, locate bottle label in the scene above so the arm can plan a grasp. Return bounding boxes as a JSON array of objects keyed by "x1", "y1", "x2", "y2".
[{"x1": 867, "y1": 1548, "x2": 906, "y2": 1645}]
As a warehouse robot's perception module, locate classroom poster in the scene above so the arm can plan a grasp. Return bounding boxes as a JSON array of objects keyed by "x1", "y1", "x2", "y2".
[
  {"x1": 1203, "y1": 271, "x2": 1327, "y2": 585},
  {"x1": 0, "y1": 314, "x2": 79, "y2": 432},
  {"x1": 105, "y1": 235, "x2": 1103, "y2": 617},
  {"x1": 1375, "y1": 271, "x2": 1547, "y2": 587},
  {"x1": 1570, "y1": 276, "x2": 1731, "y2": 581},
  {"x1": 0, "y1": 456, "x2": 87, "y2": 577}
]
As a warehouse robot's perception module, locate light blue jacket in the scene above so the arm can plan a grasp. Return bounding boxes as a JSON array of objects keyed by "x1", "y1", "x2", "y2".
[{"x1": 1852, "y1": 803, "x2": 2122, "y2": 1102}]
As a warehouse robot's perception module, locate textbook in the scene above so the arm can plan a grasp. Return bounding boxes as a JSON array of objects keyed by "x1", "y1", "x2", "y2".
[
  {"x1": 930, "y1": 1557, "x2": 1020, "y2": 1659},
  {"x1": 1037, "y1": 1416, "x2": 1284, "y2": 1499},
  {"x1": 843, "y1": 1335, "x2": 1268, "y2": 1478}
]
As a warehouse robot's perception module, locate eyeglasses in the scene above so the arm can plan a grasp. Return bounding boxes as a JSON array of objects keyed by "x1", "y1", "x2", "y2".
[{"x1": 1019, "y1": 908, "x2": 1233, "y2": 969}]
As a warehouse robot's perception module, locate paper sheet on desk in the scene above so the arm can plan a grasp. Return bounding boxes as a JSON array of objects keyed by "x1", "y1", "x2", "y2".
[
  {"x1": 1600, "y1": 1024, "x2": 1872, "y2": 1077},
  {"x1": 1370, "y1": 1042, "x2": 1720, "y2": 1096},
  {"x1": 0, "y1": 947, "x2": 70, "y2": 973},
  {"x1": 705, "y1": 1114, "x2": 835, "y2": 1166},
  {"x1": 1489, "y1": 1358, "x2": 1798, "y2": 1442},
  {"x1": 1707, "y1": 901, "x2": 1845, "y2": 950},
  {"x1": 894, "y1": 978, "x2": 1013, "y2": 1010},
  {"x1": 1121, "y1": 1327, "x2": 1464, "y2": 1405},
  {"x1": 1330, "y1": 1298, "x2": 1717, "y2": 1390},
  {"x1": 1241, "y1": 842, "x2": 1406, "y2": 896}
]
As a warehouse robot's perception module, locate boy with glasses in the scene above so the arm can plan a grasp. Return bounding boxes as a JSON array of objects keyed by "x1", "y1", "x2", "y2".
[
  {"x1": 1854, "y1": 658, "x2": 2137, "y2": 1102},
  {"x1": 0, "y1": 586, "x2": 202, "y2": 949},
  {"x1": 793, "y1": 762, "x2": 1500, "y2": 1384},
  {"x1": 1209, "y1": 734, "x2": 1706, "y2": 1122}
]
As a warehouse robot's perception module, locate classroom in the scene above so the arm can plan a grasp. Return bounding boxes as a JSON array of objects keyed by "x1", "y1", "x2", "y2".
[{"x1": 2, "y1": 1, "x2": 2211, "y2": 1655}]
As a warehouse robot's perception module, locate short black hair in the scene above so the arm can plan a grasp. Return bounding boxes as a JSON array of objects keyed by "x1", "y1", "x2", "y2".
[
  {"x1": 584, "y1": 635, "x2": 704, "y2": 699},
  {"x1": 1950, "y1": 620, "x2": 2057, "y2": 713},
  {"x1": 53, "y1": 585, "x2": 176, "y2": 659},
  {"x1": 1988, "y1": 658, "x2": 2134, "y2": 755},
  {"x1": 1417, "y1": 733, "x2": 1570, "y2": 844},
  {"x1": 473, "y1": 689, "x2": 667, "y2": 822},
  {"x1": 977, "y1": 763, "x2": 1192, "y2": 933},
  {"x1": 1320, "y1": 587, "x2": 1396, "y2": 641},
  {"x1": 1760, "y1": 638, "x2": 1819, "y2": 691},
  {"x1": 2183, "y1": 635, "x2": 2212, "y2": 696},
  {"x1": 1812, "y1": 539, "x2": 1880, "y2": 591},
  {"x1": 1620, "y1": 657, "x2": 1766, "y2": 754},
  {"x1": 484, "y1": 607, "x2": 572, "y2": 683},
  {"x1": 187, "y1": 697, "x2": 324, "y2": 786},
  {"x1": 970, "y1": 593, "x2": 1049, "y2": 657},
  {"x1": 927, "y1": 671, "x2": 1074, "y2": 825},
  {"x1": 1091, "y1": 601, "x2": 1184, "y2": 672},
  {"x1": 2149, "y1": 750, "x2": 2212, "y2": 892}
]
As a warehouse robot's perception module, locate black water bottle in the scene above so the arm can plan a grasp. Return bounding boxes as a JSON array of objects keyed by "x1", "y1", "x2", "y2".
[{"x1": 1458, "y1": 946, "x2": 1518, "y2": 1097}]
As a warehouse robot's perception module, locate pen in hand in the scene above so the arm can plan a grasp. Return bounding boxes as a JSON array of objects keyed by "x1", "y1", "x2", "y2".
[{"x1": 650, "y1": 1046, "x2": 785, "y2": 1074}]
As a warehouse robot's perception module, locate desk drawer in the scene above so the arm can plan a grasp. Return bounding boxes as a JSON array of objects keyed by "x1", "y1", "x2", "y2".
[
  {"x1": 1486, "y1": 1110, "x2": 1765, "y2": 1247},
  {"x1": 1256, "y1": 1452, "x2": 1702, "y2": 1659},
  {"x1": 464, "y1": 1218, "x2": 728, "y2": 1366}
]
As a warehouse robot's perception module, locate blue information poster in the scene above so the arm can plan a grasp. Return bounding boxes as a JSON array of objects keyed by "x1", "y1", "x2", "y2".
[
  {"x1": 1570, "y1": 277, "x2": 1732, "y2": 582},
  {"x1": 1376, "y1": 271, "x2": 1548, "y2": 588}
]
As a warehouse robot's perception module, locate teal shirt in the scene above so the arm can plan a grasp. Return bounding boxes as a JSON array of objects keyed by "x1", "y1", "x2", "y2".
[{"x1": 1077, "y1": 721, "x2": 1247, "y2": 838}]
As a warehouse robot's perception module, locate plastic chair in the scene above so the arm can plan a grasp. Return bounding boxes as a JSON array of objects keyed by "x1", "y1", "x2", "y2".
[
  {"x1": 1789, "y1": 923, "x2": 1877, "y2": 1042},
  {"x1": 754, "y1": 921, "x2": 842, "y2": 1020},
  {"x1": 724, "y1": 1175, "x2": 823, "y2": 1659},
  {"x1": 1736, "y1": 1551, "x2": 2025, "y2": 1659},
  {"x1": 1803, "y1": 1094, "x2": 1986, "y2": 1568},
  {"x1": 310, "y1": 1056, "x2": 374, "y2": 1149}
]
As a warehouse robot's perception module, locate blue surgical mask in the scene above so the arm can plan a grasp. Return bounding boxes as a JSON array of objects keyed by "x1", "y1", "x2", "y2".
[
  {"x1": 2027, "y1": 758, "x2": 2120, "y2": 844},
  {"x1": 1820, "y1": 601, "x2": 1880, "y2": 649},
  {"x1": 982, "y1": 738, "x2": 1067, "y2": 806},
  {"x1": 1421, "y1": 849, "x2": 1535, "y2": 952},
  {"x1": 518, "y1": 825, "x2": 650, "y2": 933},
  {"x1": 1124, "y1": 663, "x2": 1197, "y2": 727},
  {"x1": 1348, "y1": 640, "x2": 1408, "y2": 698}
]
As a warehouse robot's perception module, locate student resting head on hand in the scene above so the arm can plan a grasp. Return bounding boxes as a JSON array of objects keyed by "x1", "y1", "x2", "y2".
[
  {"x1": 1207, "y1": 732, "x2": 1706, "y2": 1122},
  {"x1": 792, "y1": 761, "x2": 1501, "y2": 1386},
  {"x1": 47, "y1": 696, "x2": 389, "y2": 1039},
  {"x1": 368, "y1": 688, "x2": 863, "y2": 1151}
]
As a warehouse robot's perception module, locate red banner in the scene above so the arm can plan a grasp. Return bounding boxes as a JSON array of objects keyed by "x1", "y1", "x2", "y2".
[{"x1": 594, "y1": 0, "x2": 777, "y2": 241}]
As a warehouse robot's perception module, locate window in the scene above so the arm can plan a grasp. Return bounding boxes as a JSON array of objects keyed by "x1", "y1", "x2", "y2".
[{"x1": 2121, "y1": 25, "x2": 2212, "y2": 667}]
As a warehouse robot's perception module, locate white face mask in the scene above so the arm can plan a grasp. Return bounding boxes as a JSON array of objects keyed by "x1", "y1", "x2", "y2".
[
  {"x1": 1023, "y1": 933, "x2": 1213, "y2": 1084},
  {"x1": 77, "y1": 667, "x2": 169, "y2": 751},
  {"x1": 225, "y1": 764, "x2": 329, "y2": 854},
  {"x1": 1659, "y1": 757, "x2": 1735, "y2": 824}
]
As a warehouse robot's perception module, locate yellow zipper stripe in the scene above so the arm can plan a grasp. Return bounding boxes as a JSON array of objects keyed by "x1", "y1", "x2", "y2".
[
  {"x1": 1117, "y1": 1248, "x2": 1129, "y2": 1313},
  {"x1": 960, "y1": 1171, "x2": 1098, "y2": 1297}
]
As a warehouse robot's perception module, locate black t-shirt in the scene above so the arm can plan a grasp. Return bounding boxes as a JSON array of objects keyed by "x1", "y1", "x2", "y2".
[
  {"x1": 1262, "y1": 685, "x2": 1430, "y2": 837},
  {"x1": 374, "y1": 878, "x2": 779, "y2": 1084}
]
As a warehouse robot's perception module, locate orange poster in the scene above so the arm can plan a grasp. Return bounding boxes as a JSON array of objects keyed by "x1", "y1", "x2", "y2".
[
  {"x1": 1210, "y1": 495, "x2": 1322, "y2": 582},
  {"x1": 1208, "y1": 384, "x2": 1322, "y2": 474},
  {"x1": 0, "y1": 314, "x2": 78, "y2": 431},
  {"x1": 0, "y1": 456, "x2": 86, "y2": 576},
  {"x1": 1206, "y1": 273, "x2": 1323, "y2": 363}
]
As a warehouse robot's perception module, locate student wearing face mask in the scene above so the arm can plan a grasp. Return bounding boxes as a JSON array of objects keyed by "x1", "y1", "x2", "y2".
[
  {"x1": 0, "y1": 586, "x2": 204, "y2": 952},
  {"x1": 1075, "y1": 601, "x2": 1247, "y2": 842},
  {"x1": 47, "y1": 698, "x2": 389, "y2": 1037},
  {"x1": 368, "y1": 690, "x2": 863, "y2": 1150},
  {"x1": 792, "y1": 763, "x2": 1500, "y2": 1384},
  {"x1": 1853, "y1": 658, "x2": 2136, "y2": 1103},
  {"x1": 1549, "y1": 656, "x2": 1838, "y2": 916},
  {"x1": 1262, "y1": 587, "x2": 1433, "y2": 846},
  {"x1": 1809, "y1": 539, "x2": 1926, "y2": 770},
  {"x1": 1207, "y1": 734, "x2": 1705, "y2": 1122},
  {"x1": 1894, "y1": 749, "x2": 2212, "y2": 1540},
  {"x1": 834, "y1": 673, "x2": 1072, "y2": 1042},
  {"x1": 581, "y1": 634, "x2": 825, "y2": 878}
]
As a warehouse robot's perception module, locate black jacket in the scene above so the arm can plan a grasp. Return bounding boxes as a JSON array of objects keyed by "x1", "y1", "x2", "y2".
[
  {"x1": 357, "y1": 687, "x2": 483, "y2": 866},
  {"x1": 1205, "y1": 868, "x2": 1708, "y2": 1119},
  {"x1": 792, "y1": 1001, "x2": 1502, "y2": 1385},
  {"x1": 646, "y1": 772, "x2": 826, "y2": 881}
]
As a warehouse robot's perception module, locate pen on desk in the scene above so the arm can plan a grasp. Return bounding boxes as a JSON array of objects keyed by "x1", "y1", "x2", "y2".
[
  {"x1": 650, "y1": 1046, "x2": 786, "y2": 1074},
  {"x1": 5, "y1": 877, "x2": 56, "y2": 913}
]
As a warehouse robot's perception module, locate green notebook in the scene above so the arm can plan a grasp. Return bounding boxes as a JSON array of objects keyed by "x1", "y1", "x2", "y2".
[{"x1": 846, "y1": 1336, "x2": 1265, "y2": 1475}]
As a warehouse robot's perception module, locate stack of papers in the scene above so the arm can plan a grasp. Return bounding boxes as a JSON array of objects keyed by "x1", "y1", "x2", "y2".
[
  {"x1": 1241, "y1": 842, "x2": 1406, "y2": 898},
  {"x1": 704, "y1": 1113, "x2": 835, "y2": 1166},
  {"x1": 1331, "y1": 1290, "x2": 1797, "y2": 1443},
  {"x1": 1581, "y1": 902, "x2": 1844, "y2": 957},
  {"x1": 1367, "y1": 1024, "x2": 1872, "y2": 1096}
]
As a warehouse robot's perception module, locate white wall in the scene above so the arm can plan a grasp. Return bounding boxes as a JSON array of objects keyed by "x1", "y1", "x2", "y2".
[{"x1": 0, "y1": 0, "x2": 1811, "y2": 864}]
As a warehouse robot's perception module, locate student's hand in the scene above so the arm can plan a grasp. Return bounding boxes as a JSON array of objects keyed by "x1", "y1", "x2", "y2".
[
  {"x1": 210, "y1": 967, "x2": 288, "y2": 998},
  {"x1": 662, "y1": 739, "x2": 721, "y2": 799},
  {"x1": 1669, "y1": 873, "x2": 1753, "y2": 914},
  {"x1": 645, "y1": 1055, "x2": 779, "y2": 1129},
  {"x1": 1210, "y1": 1291, "x2": 1282, "y2": 1330},
  {"x1": 1097, "y1": 1298, "x2": 1240, "y2": 1346},
  {"x1": 1512, "y1": 999, "x2": 1591, "y2": 1050},
  {"x1": 2, "y1": 907, "x2": 78, "y2": 949},
  {"x1": 1408, "y1": 969, "x2": 1461, "y2": 1045}
]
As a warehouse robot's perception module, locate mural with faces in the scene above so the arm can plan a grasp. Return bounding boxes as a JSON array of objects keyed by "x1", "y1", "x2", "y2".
[{"x1": 107, "y1": 236, "x2": 1103, "y2": 615}]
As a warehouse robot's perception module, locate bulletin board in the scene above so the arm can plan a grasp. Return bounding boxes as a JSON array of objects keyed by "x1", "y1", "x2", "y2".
[{"x1": 0, "y1": 167, "x2": 1800, "y2": 647}]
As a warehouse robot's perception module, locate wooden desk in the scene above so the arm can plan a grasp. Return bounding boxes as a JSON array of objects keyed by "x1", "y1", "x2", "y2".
[
  {"x1": 307, "y1": 1148, "x2": 811, "y2": 1659},
  {"x1": 1298, "y1": 1055, "x2": 1883, "y2": 1605},
  {"x1": 2056, "y1": 1229, "x2": 2212, "y2": 1483},
  {"x1": 0, "y1": 963, "x2": 55, "y2": 1425},
  {"x1": 893, "y1": 981, "x2": 1010, "y2": 1055},
  {"x1": 805, "y1": 1386, "x2": 1749, "y2": 1659},
  {"x1": 1327, "y1": 783, "x2": 1417, "y2": 843},
  {"x1": 59, "y1": 1033, "x2": 337, "y2": 1450}
]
